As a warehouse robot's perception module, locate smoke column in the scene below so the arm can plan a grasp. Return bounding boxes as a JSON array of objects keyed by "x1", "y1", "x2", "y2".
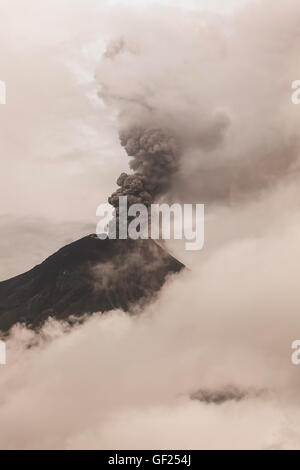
[{"x1": 108, "y1": 127, "x2": 181, "y2": 234}]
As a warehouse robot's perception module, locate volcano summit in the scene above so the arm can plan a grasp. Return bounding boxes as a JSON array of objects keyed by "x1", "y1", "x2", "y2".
[{"x1": 0, "y1": 235, "x2": 184, "y2": 333}]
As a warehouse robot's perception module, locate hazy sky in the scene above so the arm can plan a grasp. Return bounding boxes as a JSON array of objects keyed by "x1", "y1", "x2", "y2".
[{"x1": 107, "y1": 0, "x2": 249, "y2": 13}]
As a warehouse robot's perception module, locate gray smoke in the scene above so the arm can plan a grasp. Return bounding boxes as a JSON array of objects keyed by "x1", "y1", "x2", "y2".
[
  {"x1": 96, "y1": 1, "x2": 300, "y2": 208},
  {"x1": 108, "y1": 126, "x2": 180, "y2": 232}
]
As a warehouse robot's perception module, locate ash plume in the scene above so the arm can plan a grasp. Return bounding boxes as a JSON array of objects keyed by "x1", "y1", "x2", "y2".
[
  {"x1": 108, "y1": 126, "x2": 181, "y2": 233},
  {"x1": 96, "y1": 1, "x2": 300, "y2": 207}
]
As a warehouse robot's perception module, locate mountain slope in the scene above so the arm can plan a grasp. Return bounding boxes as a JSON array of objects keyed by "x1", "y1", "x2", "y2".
[{"x1": 0, "y1": 235, "x2": 184, "y2": 332}]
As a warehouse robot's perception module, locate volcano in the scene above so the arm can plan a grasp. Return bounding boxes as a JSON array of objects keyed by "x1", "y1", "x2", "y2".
[{"x1": 0, "y1": 235, "x2": 184, "y2": 332}]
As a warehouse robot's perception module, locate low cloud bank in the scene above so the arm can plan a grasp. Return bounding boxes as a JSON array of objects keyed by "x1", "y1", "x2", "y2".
[{"x1": 1, "y1": 185, "x2": 300, "y2": 449}]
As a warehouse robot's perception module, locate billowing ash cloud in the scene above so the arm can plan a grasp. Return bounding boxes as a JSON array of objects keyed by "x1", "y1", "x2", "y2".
[
  {"x1": 108, "y1": 126, "x2": 180, "y2": 230},
  {"x1": 96, "y1": 0, "x2": 300, "y2": 205},
  {"x1": 109, "y1": 127, "x2": 180, "y2": 204}
]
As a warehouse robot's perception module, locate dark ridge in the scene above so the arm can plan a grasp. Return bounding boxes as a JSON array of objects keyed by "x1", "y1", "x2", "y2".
[
  {"x1": 191, "y1": 386, "x2": 247, "y2": 405},
  {"x1": 0, "y1": 235, "x2": 184, "y2": 333}
]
